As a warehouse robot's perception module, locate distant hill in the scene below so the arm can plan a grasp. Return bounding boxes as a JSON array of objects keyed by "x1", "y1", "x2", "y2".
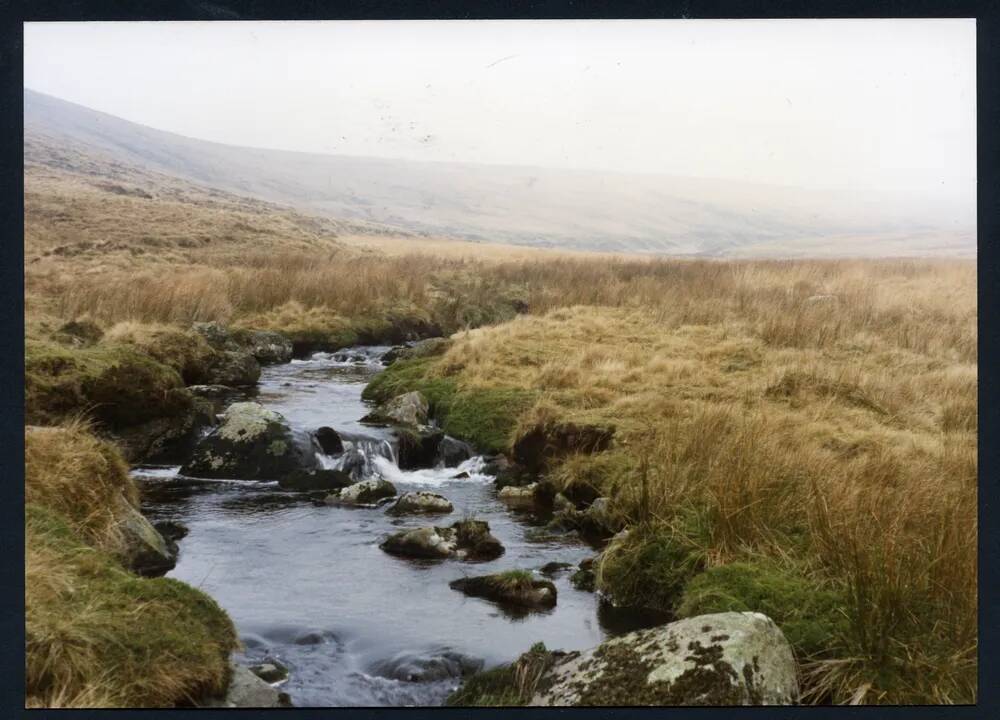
[{"x1": 24, "y1": 89, "x2": 974, "y2": 257}]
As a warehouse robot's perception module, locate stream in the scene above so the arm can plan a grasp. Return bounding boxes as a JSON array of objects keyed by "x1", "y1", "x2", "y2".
[{"x1": 133, "y1": 346, "x2": 655, "y2": 707}]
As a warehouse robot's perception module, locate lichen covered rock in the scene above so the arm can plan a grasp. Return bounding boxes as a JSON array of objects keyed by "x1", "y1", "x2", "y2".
[
  {"x1": 326, "y1": 478, "x2": 397, "y2": 506},
  {"x1": 181, "y1": 402, "x2": 308, "y2": 480},
  {"x1": 386, "y1": 491, "x2": 454, "y2": 515},
  {"x1": 530, "y1": 612, "x2": 798, "y2": 706}
]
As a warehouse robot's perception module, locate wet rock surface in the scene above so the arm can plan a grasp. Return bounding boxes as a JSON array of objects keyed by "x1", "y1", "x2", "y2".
[
  {"x1": 370, "y1": 649, "x2": 483, "y2": 683},
  {"x1": 279, "y1": 468, "x2": 353, "y2": 492}
]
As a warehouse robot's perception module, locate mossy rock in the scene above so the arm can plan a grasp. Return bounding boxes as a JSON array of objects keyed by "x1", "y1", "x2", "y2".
[
  {"x1": 25, "y1": 340, "x2": 194, "y2": 430},
  {"x1": 676, "y1": 561, "x2": 849, "y2": 660},
  {"x1": 181, "y1": 402, "x2": 308, "y2": 481},
  {"x1": 25, "y1": 505, "x2": 238, "y2": 707},
  {"x1": 450, "y1": 571, "x2": 557, "y2": 612}
]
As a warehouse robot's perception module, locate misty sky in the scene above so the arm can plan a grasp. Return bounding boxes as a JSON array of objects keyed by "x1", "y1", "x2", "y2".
[{"x1": 24, "y1": 19, "x2": 975, "y2": 205}]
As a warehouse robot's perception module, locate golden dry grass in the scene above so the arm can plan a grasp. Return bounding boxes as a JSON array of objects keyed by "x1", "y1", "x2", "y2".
[
  {"x1": 24, "y1": 159, "x2": 977, "y2": 706},
  {"x1": 24, "y1": 421, "x2": 137, "y2": 555}
]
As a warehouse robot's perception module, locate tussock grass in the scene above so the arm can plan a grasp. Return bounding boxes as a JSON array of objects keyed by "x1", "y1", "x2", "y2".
[
  {"x1": 26, "y1": 505, "x2": 238, "y2": 708},
  {"x1": 25, "y1": 421, "x2": 136, "y2": 555},
  {"x1": 369, "y1": 284, "x2": 976, "y2": 704}
]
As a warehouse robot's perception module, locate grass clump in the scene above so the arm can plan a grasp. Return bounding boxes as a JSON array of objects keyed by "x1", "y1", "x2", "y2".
[
  {"x1": 25, "y1": 423, "x2": 136, "y2": 555},
  {"x1": 446, "y1": 642, "x2": 552, "y2": 707},
  {"x1": 677, "y1": 561, "x2": 849, "y2": 660},
  {"x1": 25, "y1": 339, "x2": 191, "y2": 429},
  {"x1": 596, "y1": 524, "x2": 704, "y2": 612},
  {"x1": 26, "y1": 504, "x2": 238, "y2": 708}
]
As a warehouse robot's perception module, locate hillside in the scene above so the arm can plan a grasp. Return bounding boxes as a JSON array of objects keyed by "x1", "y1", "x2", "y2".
[{"x1": 24, "y1": 89, "x2": 974, "y2": 258}]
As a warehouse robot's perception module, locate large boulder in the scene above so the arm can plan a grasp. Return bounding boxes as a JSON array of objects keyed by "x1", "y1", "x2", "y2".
[
  {"x1": 180, "y1": 402, "x2": 309, "y2": 480},
  {"x1": 548, "y1": 497, "x2": 625, "y2": 541},
  {"x1": 386, "y1": 491, "x2": 454, "y2": 515},
  {"x1": 380, "y1": 519, "x2": 504, "y2": 561},
  {"x1": 450, "y1": 572, "x2": 557, "y2": 612},
  {"x1": 204, "y1": 349, "x2": 261, "y2": 387},
  {"x1": 513, "y1": 422, "x2": 615, "y2": 474},
  {"x1": 529, "y1": 612, "x2": 799, "y2": 706},
  {"x1": 326, "y1": 478, "x2": 397, "y2": 506},
  {"x1": 192, "y1": 322, "x2": 264, "y2": 386},
  {"x1": 379, "y1": 526, "x2": 458, "y2": 559},
  {"x1": 115, "y1": 495, "x2": 176, "y2": 577}
]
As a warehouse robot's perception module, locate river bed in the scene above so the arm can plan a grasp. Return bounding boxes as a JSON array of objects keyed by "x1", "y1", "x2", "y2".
[{"x1": 134, "y1": 347, "x2": 650, "y2": 706}]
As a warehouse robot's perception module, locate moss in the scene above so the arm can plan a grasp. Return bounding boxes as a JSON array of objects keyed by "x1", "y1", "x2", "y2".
[
  {"x1": 364, "y1": 357, "x2": 534, "y2": 453},
  {"x1": 25, "y1": 505, "x2": 238, "y2": 708},
  {"x1": 568, "y1": 638, "x2": 746, "y2": 706},
  {"x1": 677, "y1": 561, "x2": 848, "y2": 660},
  {"x1": 442, "y1": 388, "x2": 537, "y2": 454},
  {"x1": 105, "y1": 324, "x2": 219, "y2": 384},
  {"x1": 597, "y1": 525, "x2": 703, "y2": 612},
  {"x1": 25, "y1": 340, "x2": 191, "y2": 429},
  {"x1": 362, "y1": 356, "x2": 455, "y2": 406}
]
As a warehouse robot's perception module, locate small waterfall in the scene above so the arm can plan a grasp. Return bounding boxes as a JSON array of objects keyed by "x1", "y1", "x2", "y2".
[{"x1": 315, "y1": 433, "x2": 397, "y2": 480}]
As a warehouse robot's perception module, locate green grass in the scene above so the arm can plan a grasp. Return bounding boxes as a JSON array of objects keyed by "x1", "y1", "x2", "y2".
[
  {"x1": 363, "y1": 356, "x2": 536, "y2": 453},
  {"x1": 677, "y1": 560, "x2": 849, "y2": 660},
  {"x1": 597, "y1": 523, "x2": 704, "y2": 612},
  {"x1": 26, "y1": 504, "x2": 238, "y2": 708},
  {"x1": 442, "y1": 388, "x2": 537, "y2": 454}
]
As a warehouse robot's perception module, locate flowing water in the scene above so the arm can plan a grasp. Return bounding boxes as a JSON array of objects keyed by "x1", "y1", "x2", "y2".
[{"x1": 134, "y1": 347, "x2": 657, "y2": 707}]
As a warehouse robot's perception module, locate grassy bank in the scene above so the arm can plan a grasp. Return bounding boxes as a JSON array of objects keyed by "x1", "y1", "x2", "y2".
[
  {"x1": 368, "y1": 264, "x2": 977, "y2": 705},
  {"x1": 25, "y1": 424, "x2": 238, "y2": 707}
]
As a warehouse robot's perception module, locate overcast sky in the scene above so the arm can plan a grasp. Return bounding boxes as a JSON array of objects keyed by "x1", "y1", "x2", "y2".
[{"x1": 24, "y1": 19, "x2": 975, "y2": 205}]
